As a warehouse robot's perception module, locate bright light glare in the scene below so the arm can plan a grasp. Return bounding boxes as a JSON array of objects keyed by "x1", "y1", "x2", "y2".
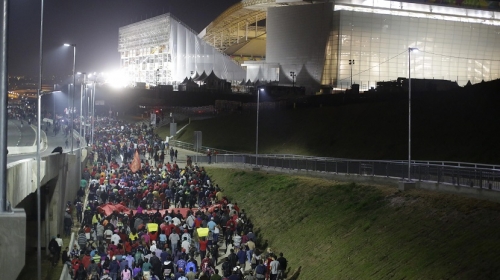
[
  {"x1": 64, "y1": 43, "x2": 70, "y2": 46},
  {"x1": 105, "y1": 70, "x2": 128, "y2": 88}
]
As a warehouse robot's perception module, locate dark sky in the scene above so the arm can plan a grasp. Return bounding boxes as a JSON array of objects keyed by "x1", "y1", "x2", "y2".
[{"x1": 7, "y1": 0, "x2": 240, "y2": 78}]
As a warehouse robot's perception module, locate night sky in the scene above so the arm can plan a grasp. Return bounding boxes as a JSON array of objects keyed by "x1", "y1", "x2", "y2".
[{"x1": 7, "y1": 0, "x2": 240, "y2": 78}]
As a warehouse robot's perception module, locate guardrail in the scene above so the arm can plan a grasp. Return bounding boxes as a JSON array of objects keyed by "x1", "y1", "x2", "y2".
[
  {"x1": 169, "y1": 140, "x2": 500, "y2": 191},
  {"x1": 170, "y1": 140, "x2": 236, "y2": 156}
]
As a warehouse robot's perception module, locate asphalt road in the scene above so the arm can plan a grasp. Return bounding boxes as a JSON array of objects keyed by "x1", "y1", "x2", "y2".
[
  {"x1": 7, "y1": 122, "x2": 79, "y2": 164},
  {"x1": 7, "y1": 120, "x2": 36, "y2": 146}
]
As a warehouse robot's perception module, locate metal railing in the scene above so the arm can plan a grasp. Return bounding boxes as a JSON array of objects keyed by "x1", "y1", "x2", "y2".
[
  {"x1": 170, "y1": 140, "x2": 500, "y2": 191},
  {"x1": 170, "y1": 140, "x2": 237, "y2": 155}
]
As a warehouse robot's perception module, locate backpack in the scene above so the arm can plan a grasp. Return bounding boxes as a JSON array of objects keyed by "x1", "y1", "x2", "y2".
[
  {"x1": 256, "y1": 264, "x2": 266, "y2": 275},
  {"x1": 133, "y1": 271, "x2": 142, "y2": 280},
  {"x1": 222, "y1": 262, "x2": 232, "y2": 276},
  {"x1": 228, "y1": 253, "x2": 238, "y2": 267}
]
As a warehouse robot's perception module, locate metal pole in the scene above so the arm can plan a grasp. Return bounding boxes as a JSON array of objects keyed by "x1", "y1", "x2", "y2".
[
  {"x1": 37, "y1": 0, "x2": 45, "y2": 279},
  {"x1": 71, "y1": 45, "x2": 76, "y2": 154},
  {"x1": 79, "y1": 75, "x2": 84, "y2": 189},
  {"x1": 80, "y1": 77, "x2": 83, "y2": 144},
  {"x1": 83, "y1": 82, "x2": 86, "y2": 142},
  {"x1": 0, "y1": 0, "x2": 9, "y2": 213},
  {"x1": 349, "y1": 59, "x2": 354, "y2": 88},
  {"x1": 256, "y1": 89, "x2": 260, "y2": 166},
  {"x1": 408, "y1": 48, "x2": 412, "y2": 181},
  {"x1": 91, "y1": 81, "x2": 95, "y2": 145},
  {"x1": 53, "y1": 92, "x2": 55, "y2": 122}
]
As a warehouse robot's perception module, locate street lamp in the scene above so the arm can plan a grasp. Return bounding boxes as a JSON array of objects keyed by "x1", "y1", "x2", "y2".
[
  {"x1": 77, "y1": 72, "x2": 86, "y2": 191},
  {"x1": 64, "y1": 43, "x2": 76, "y2": 154},
  {"x1": 87, "y1": 73, "x2": 98, "y2": 146},
  {"x1": 37, "y1": 1, "x2": 46, "y2": 280},
  {"x1": 290, "y1": 71, "x2": 296, "y2": 88},
  {"x1": 408, "y1": 47, "x2": 419, "y2": 181},
  {"x1": 349, "y1": 59, "x2": 355, "y2": 88},
  {"x1": 255, "y1": 88, "x2": 263, "y2": 168}
]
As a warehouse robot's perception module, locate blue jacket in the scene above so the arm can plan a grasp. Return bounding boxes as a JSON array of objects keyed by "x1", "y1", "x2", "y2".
[
  {"x1": 237, "y1": 250, "x2": 246, "y2": 264},
  {"x1": 109, "y1": 260, "x2": 119, "y2": 273}
]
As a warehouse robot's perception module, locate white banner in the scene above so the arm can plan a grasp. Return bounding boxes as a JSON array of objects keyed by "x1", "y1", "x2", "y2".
[{"x1": 150, "y1": 113, "x2": 156, "y2": 126}]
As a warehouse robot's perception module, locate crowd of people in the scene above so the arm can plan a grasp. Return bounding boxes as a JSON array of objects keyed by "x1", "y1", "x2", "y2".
[{"x1": 56, "y1": 117, "x2": 288, "y2": 280}]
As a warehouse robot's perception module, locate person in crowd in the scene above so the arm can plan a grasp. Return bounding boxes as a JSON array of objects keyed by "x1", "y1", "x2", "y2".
[
  {"x1": 66, "y1": 116, "x2": 292, "y2": 280},
  {"x1": 276, "y1": 253, "x2": 287, "y2": 280}
]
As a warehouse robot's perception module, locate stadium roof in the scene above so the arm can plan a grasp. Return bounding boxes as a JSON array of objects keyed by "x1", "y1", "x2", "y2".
[
  {"x1": 200, "y1": 0, "x2": 500, "y2": 59},
  {"x1": 199, "y1": 0, "x2": 311, "y2": 56}
]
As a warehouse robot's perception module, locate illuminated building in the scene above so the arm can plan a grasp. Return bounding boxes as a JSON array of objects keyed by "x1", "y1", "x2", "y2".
[
  {"x1": 118, "y1": 13, "x2": 245, "y2": 88},
  {"x1": 200, "y1": 0, "x2": 500, "y2": 92}
]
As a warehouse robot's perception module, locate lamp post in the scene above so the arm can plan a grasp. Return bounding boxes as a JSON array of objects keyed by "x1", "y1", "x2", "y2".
[
  {"x1": 408, "y1": 47, "x2": 418, "y2": 181},
  {"x1": 255, "y1": 88, "x2": 263, "y2": 168},
  {"x1": 290, "y1": 71, "x2": 296, "y2": 88},
  {"x1": 77, "y1": 72, "x2": 86, "y2": 189},
  {"x1": 64, "y1": 43, "x2": 76, "y2": 154},
  {"x1": 349, "y1": 59, "x2": 355, "y2": 88},
  {"x1": 91, "y1": 80, "x2": 96, "y2": 145},
  {"x1": 36, "y1": 1, "x2": 45, "y2": 280}
]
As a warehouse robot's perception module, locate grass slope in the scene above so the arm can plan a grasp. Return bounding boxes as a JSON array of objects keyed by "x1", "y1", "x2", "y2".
[
  {"x1": 168, "y1": 92, "x2": 500, "y2": 164},
  {"x1": 207, "y1": 168, "x2": 500, "y2": 279}
]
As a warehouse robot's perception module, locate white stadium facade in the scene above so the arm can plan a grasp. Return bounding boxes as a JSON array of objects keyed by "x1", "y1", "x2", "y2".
[{"x1": 119, "y1": 0, "x2": 500, "y2": 92}]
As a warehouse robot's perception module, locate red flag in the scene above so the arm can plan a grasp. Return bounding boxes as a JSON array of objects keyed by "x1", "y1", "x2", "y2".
[{"x1": 129, "y1": 150, "x2": 141, "y2": 173}]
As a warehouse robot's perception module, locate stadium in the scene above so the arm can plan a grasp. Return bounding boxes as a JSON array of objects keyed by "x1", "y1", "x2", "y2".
[{"x1": 118, "y1": 0, "x2": 500, "y2": 93}]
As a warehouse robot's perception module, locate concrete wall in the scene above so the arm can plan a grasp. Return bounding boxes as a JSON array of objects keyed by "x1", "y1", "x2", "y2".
[
  {"x1": 1, "y1": 147, "x2": 89, "y2": 278},
  {"x1": 0, "y1": 208, "x2": 26, "y2": 280}
]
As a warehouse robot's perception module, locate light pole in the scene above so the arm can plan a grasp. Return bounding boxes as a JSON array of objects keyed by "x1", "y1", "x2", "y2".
[
  {"x1": 408, "y1": 47, "x2": 418, "y2": 181},
  {"x1": 64, "y1": 43, "x2": 76, "y2": 154},
  {"x1": 87, "y1": 73, "x2": 98, "y2": 146},
  {"x1": 349, "y1": 59, "x2": 355, "y2": 88},
  {"x1": 77, "y1": 72, "x2": 86, "y2": 142},
  {"x1": 91, "y1": 80, "x2": 95, "y2": 145},
  {"x1": 36, "y1": 1, "x2": 45, "y2": 280},
  {"x1": 290, "y1": 71, "x2": 296, "y2": 88},
  {"x1": 255, "y1": 88, "x2": 263, "y2": 168},
  {"x1": 77, "y1": 72, "x2": 86, "y2": 189}
]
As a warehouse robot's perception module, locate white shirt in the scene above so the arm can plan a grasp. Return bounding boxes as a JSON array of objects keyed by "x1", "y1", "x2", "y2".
[
  {"x1": 270, "y1": 260, "x2": 280, "y2": 274},
  {"x1": 181, "y1": 240, "x2": 190, "y2": 253},
  {"x1": 111, "y1": 233, "x2": 121, "y2": 245},
  {"x1": 181, "y1": 233, "x2": 191, "y2": 244},
  {"x1": 104, "y1": 229, "x2": 113, "y2": 238},
  {"x1": 56, "y1": 237, "x2": 63, "y2": 247},
  {"x1": 232, "y1": 235, "x2": 242, "y2": 247}
]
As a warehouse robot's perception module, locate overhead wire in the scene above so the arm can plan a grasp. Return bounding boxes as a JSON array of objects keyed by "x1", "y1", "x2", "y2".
[
  {"x1": 337, "y1": 50, "x2": 407, "y2": 84},
  {"x1": 419, "y1": 50, "x2": 500, "y2": 62}
]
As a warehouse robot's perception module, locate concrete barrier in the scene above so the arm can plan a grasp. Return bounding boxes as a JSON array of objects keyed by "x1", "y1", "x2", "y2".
[{"x1": 0, "y1": 208, "x2": 26, "y2": 280}]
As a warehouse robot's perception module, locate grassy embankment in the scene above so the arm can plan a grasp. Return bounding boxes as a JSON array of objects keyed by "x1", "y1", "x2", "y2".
[
  {"x1": 207, "y1": 167, "x2": 500, "y2": 279},
  {"x1": 157, "y1": 91, "x2": 500, "y2": 164}
]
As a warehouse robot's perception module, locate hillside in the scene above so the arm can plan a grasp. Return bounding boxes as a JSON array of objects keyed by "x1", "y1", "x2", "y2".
[
  {"x1": 207, "y1": 167, "x2": 500, "y2": 279},
  {"x1": 170, "y1": 89, "x2": 500, "y2": 164}
]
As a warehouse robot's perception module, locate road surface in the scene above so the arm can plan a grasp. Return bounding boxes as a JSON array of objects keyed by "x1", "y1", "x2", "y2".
[
  {"x1": 7, "y1": 120, "x2": 36, "y2": 147},
  {"x1": 7, "y1": 122, "x2": 79, "y2": 164}
]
